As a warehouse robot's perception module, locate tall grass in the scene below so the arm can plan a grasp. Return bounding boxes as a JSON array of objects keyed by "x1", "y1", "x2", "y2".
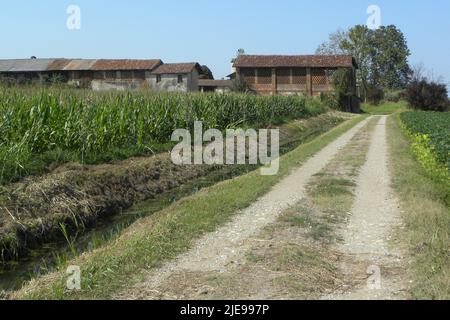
[{"x1": 0, "y1": 87, "x2": 329, "y2": 182}]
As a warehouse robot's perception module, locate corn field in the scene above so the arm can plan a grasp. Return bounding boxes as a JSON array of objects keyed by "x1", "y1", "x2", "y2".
[{"x1": 0, "y1": 87, "x2": 329, "y2": 182}]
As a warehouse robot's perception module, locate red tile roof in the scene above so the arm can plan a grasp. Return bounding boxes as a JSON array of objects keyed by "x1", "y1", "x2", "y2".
[
  {"x1": 46, "y1": 59, "x2": 162, "y2": 71},
  {"x1": 151, "y1": 62, "x2": 202, "y2": 74},
  {"x1": 233, "y1": 55, "x2": 357, "y2": 68},
  {"x1": 47, "y1": 59, "x2": 72, "y2": 71},
  {"x1": 91, "y1": 59, "x2": 162, "y2": 71}
]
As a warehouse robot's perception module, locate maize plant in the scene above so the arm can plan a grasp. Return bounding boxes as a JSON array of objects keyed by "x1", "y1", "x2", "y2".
[{"x1": 0, "y1": 87, "x2": 329, "y2": 182}]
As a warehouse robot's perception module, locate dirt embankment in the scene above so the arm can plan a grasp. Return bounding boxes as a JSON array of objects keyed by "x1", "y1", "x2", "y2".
[
  {"x1": 0, "y1": 156, "x2": 220, "y2": 260},
  {"x1": 0, "y1": 112, "x2": 349, "y2": 261}
]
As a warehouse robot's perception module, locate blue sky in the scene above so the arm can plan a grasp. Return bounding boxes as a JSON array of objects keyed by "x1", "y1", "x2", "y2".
[{"x1": 1, "y1": 0, "x2": 449, "y2": 83}]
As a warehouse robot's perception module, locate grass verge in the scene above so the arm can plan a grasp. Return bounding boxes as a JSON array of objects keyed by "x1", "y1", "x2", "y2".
[
  {"x1": 387, "y1": 114, "x2": 449, "y2": 300},
  {"x1": 12, "y1": 114, "x2": 367, "y2": 300},
  {"x1": 362, "y1": 101, "x2": 407, "y2": 115}
]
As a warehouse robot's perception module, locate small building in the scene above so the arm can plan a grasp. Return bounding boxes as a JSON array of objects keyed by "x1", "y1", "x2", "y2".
[
  {"x1": 149, "y1": 63, "x2": 204, "y2": 92},
  {"x1": 0, "y1": 58, "x2": 207, "y2": 92},
  {"x1": 233, "y1": 54, "x2": 360, "y2": 111},
  {"x1": 64, "y1": 59, "x2": 164, "y2": 90},
  {"x1": 198, "y1": 79, "x2": 232, "y2": 93},
  {"x1": 0, "y1": 58, "x2": 64, "y2": 85}
]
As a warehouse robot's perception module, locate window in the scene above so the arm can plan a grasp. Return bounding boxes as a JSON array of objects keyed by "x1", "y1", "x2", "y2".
[
  {"x1": 156, "y1": 74, "x2": 161, "y2": 83},
  {"x1": 177, "y1": 75, "x2": 183, "y2": 83}
]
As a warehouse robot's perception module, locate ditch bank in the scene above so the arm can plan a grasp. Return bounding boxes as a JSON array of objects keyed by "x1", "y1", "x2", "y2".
[{"x1": 0, "y1": 112, "x2": 349, "y2": 266}]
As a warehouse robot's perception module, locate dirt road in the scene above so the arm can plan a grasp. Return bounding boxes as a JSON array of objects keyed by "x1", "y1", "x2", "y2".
[
  {"x1": 324, "y1": 116, "x2": 409, "y2": 300},
  {"x1": 116, "y1": 116, "x2": 409, "y2": 300}
]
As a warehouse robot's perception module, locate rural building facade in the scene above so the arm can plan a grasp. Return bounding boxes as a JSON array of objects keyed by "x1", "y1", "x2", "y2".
[
  {"x1": 0, "y1": 55, "x2": 361, "y2": 111},
  {"x1": 233, "y1": 55, "x2": 359, "y2": 110},
  {"x1": 149, "y1": 63, "x2": 203, "y2": 92},
  {"x1": 198, "y1": 79, "x2": 232, "y2": 93},
  {"x1": 0, "y1": 58, "x2": 206, "y2": 92}
]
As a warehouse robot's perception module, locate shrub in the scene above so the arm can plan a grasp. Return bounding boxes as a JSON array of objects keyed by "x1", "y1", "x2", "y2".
[
  {"x1": 384, "y1": 89, "x2": 405, "y2": 103},
  {"x1": 0, "y1": 76, "x2": 15, "y2": 87},
  {"x1": 366, "y1": 86, "x2": 384, "y2": 105},
  {"x1": 319, "y1": 93, "x2": 339, "y2": 110},
  {"x1": 231, "y1": 77, "x2": 249, "y2": 93},
  {"x1": 406, "y1": 80, "x2": 449, "y2": 112},
  {"x1": 48, "y1": 73, "x2": 67, "y2": 85},
  {"x1": 331, "y1": 69, "x2": 353, "y2": 112}
]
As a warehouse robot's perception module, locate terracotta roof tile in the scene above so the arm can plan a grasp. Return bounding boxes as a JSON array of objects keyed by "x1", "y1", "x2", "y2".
[
  {"x1": 233, "y1": 55, "x2": 357, "y2": 68},
  {"x1": 47, "y1": 59, "x2": 72, "y2": 71},
  {"x1": 90, "y1": 59, "x2": 162, "y2": 71},
  {"x1": 60, "y1": 59, "x2": 97, "y2": 71},
  {"x1": 152, "y1": 63, "x2": 202, "y2": 74}
]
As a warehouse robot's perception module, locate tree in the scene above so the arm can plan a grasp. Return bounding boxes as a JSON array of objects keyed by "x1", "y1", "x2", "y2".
[
  {"x1": 199, "y1": 65, "x2": 214, "y2": 79},
  {"x1": 316, "y1": 29, "x2": 348, "y2": 55},
  {"x1": 371, "y1": 25, "x2": 411, "y2": 89},
  {"x1": 317, "y1": 25, "x2": 411, "y2": 99},
  {"x1": 341, "y1": 25, "x2": 374, "y2": 98},
  {"x1": 317, "y1": 25, "x2": 374, "y2": 98}
]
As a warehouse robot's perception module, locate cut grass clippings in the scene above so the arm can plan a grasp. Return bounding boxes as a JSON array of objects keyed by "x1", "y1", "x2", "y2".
[{"x1": 12, "y1": 115, "x2": 367, "y2": 300}]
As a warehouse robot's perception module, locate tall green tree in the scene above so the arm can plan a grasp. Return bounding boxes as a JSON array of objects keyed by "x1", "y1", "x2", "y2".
[
  {"x1": 341, "y1": 25, "x2": 374, "y2": 97},
  {"x1": 371, "y1": 25, "x2": 411, "y2": 89},
  {"x1": 317, "y1": 24, "x2": 411, "y2": 96}
]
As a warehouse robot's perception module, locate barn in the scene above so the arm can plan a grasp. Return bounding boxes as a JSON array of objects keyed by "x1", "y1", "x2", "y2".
[
  {"x1": 233, "y1": 54, "x2": 360, "y2": 111},
  {"x1": 0, "y1": 58, "x2": 208, "y2": 92}
]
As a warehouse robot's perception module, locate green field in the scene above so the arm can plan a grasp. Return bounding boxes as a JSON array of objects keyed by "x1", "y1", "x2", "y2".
[
  {"x1": 0, "y1": 88, "x2": 329, "y2": 183},
  {"x1": 362, "y1": 101, "x2": 407, "y2": 114},
  {"x1": 388, "y1": 115, "x2": 450, "y2": 299},
  {"x1": 400, "y1": 111, "x2": 450, "y2": 169}
]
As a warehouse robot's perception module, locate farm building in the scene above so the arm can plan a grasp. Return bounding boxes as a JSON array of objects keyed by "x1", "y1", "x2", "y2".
[
  {"x1": 233, "y1": 54, "x2": 360, "y2": 111},
  {"x1": 149, "y1": 63, "x2": 204, "y2": 92},
  {"x1": 0, "y1": 58, "x2": 208, "y2": 92},
  {"x1": 198, "y1": 79, "x2": 233, "y2": 93}
]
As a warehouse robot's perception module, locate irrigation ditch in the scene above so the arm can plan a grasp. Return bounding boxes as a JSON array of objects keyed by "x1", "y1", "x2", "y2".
[{"x1": 0, "y1": 112, "x2": 348, "y2": 292}]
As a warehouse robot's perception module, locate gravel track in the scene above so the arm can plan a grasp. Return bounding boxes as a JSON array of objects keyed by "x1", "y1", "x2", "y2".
[
  {"x1": 324, "y1": 116, "x2": 409, "y2": 300},
  {"x1": 117, "y1": 117, "x2": 371, "y2": 299}
]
